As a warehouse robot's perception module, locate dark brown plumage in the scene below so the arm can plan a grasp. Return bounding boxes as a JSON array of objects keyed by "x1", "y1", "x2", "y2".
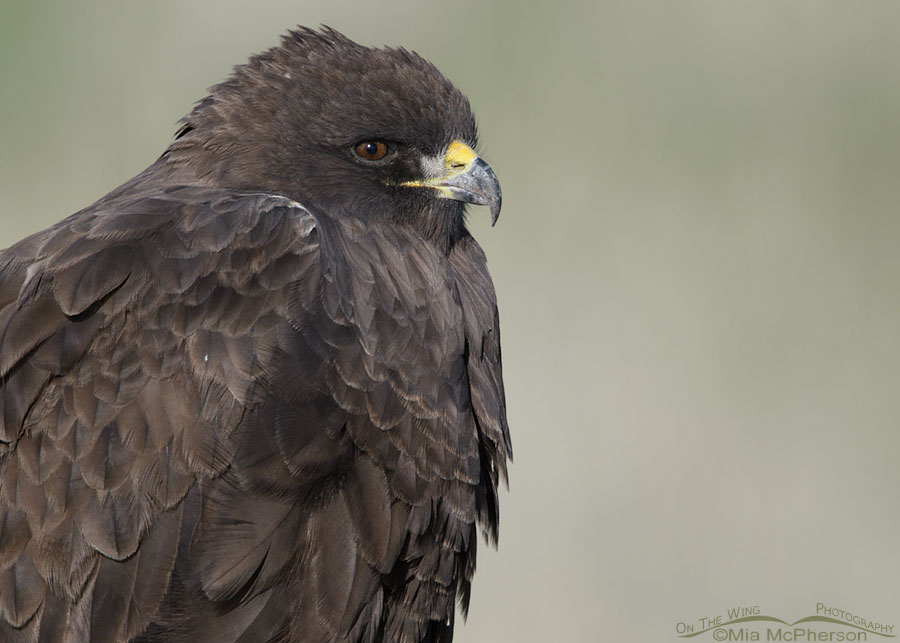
[{"x1": 0, "y1": 27, "x2": 509, "y2": 643}]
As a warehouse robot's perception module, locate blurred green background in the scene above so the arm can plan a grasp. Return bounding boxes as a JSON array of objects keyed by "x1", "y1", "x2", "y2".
[{"x1": 3, "y1": 1, "x2": 900, "y2": 640}]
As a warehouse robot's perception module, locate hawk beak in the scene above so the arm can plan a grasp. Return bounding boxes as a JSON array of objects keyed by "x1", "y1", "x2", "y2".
[{"x1": 402, "y1": 140, "x2": 503, "y2": 225}]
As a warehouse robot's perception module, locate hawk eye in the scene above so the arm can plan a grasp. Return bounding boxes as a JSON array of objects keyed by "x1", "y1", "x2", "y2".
[{"x1": 354, "y1": 141, "x2": 389, "y2": 161}]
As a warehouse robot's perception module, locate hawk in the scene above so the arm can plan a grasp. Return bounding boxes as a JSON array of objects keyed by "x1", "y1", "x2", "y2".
[{"x1": 0, "y1": 27, "x2": 509, "y2": 643}]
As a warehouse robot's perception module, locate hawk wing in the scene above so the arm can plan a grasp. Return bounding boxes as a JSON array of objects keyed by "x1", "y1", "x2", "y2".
[{"x1": 0, "y1": 182, "x2": 510, "y2": 642}]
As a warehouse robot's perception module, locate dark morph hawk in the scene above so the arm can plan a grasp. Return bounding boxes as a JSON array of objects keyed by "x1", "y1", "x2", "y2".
[{"x1": 0, "y1": 27, "x2": 509, "y2": 643}]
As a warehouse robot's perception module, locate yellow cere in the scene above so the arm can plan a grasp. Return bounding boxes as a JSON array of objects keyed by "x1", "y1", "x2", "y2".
[
  {"x1": 444, "y1": 140, "x2": 478, "y2": 172},
  {"x1": 398, "y1": 140, "x2": 480, "y2": 192}
]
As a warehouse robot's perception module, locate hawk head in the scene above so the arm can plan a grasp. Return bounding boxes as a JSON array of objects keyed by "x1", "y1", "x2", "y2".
[{"x1": 166, "y1": 27, "x2": 501, "y2": 251}]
